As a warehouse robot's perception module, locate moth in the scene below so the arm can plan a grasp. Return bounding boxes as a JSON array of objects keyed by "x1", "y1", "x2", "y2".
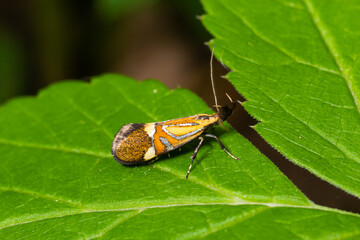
[{"x1": 111, "y1": 49, "x2": 239, "y2": 178}]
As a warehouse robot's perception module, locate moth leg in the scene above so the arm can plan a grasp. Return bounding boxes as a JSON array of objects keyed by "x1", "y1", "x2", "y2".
[
  {"x1": 204, "y1": 134, "x2": 240, "y2": 160},
  {"x1": 148, "y1": 157, "x2": 159, "y2": 164},
  {"x1": 186, "y1": 136, "x2": 205, "y2": 179}
]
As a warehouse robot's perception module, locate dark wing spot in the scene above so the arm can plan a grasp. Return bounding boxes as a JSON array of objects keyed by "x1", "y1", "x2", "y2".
[{"x1": 196, "y1": 115, "x2": 210, "y2": 120}]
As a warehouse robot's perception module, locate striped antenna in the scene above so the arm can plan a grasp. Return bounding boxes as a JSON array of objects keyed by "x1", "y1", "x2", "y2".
[{"x1": 210, "y1": 47, "x2": 220, "y2": 113}]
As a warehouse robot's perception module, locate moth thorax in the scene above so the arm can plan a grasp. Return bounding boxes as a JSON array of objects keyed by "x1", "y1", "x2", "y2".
[{"x1": 192, "y1": 114, "x2": 220, "y2": 128}]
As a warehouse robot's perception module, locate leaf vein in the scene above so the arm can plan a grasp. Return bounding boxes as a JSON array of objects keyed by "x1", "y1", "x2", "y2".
[
  {"x1": 302, "y1": 0, "x2": 360, "y2": 114},
  {"x1": 218, "y1": 0, "x2": 342, "y2": 77},
  {"x1": 0, "y1": 138, "x2": 110, "y2": 159},
  {"x1": 0, "y1": 186, "x2": 82, "y2": 209},
  {"x1": 181, "y1": 206, "x2": 269, "y2": 239},
  {"x1": 86, "y1": 210, "x2": 143, "y2": 239},
  {"x1": 108, "y1": 81, "x2": 160, "y2": 122},
  {"x1": 57, "y1": 92, "x2": 113, "y2": 140},
  {"x1": 246, "y1": 80, "x2": 360, "y2": 165},
  {"x1": 153, "y1": 164, "x2": 255, "y2": 203},
  {"x1": 15, "y1": 103, "x2": 62, "y2": 146}
]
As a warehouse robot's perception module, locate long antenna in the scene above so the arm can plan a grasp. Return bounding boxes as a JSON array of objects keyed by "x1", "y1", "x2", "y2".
[{"x1": 210, "y1": 47, "x2": 220, "y2": 113}]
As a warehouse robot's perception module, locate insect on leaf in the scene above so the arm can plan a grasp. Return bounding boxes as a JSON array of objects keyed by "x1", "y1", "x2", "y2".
[{"x1": 0, "y1": 74, "x2": 359, "y2": 238}]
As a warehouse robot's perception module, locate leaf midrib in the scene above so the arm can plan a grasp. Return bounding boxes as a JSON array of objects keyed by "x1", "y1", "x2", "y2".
[{"x1": 0, "y1": 202, "x2": 356, "y2": 232}]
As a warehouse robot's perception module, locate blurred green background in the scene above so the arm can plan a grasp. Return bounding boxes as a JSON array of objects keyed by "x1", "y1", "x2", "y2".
[
  {"x1": 0, "y1": 0, "x2": 212, "y2": 103},
  {"x1": 1, "y1": 0, "x2": 359, "y2": 212}
]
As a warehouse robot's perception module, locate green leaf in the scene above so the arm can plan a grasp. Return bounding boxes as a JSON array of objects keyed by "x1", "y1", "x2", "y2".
[
  {"x1": 202, "y1": 0, "x2": 360, "y2": 197},
  {"x1": 0, "y1": 74, "x2": 359, "y2": 238}
]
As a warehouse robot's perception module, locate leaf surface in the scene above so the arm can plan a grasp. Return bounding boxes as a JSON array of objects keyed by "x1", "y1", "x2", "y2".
[
  {"x1": 202, "y1": 0, "x2": 360, "y2": 197},
  {"x1": 0, "y1": 74, "x2": 359, "y2": 238}
]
